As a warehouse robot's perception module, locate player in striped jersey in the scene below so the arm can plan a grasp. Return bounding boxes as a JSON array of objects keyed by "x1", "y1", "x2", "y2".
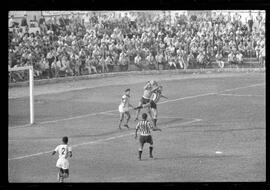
[
  {"x1": 52, "y1": 136, "x2": 72, "y2": 183},
  {"x1": 135, "y1": 113, "x2": 161, "y2": 160},
  {"x1": 134, "y1": 80, "x2": 160, "y2": 121},
  {"x1": 118, "y1": 88, "x2": 134, "y2": 130}
]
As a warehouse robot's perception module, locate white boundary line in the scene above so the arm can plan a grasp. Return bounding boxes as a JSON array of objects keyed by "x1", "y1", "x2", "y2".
[
  {"x1": 9, "y1": 118, "x2": 201, "y2": 161},
  {"x1": 217, "y1": 93, "x2": 264, "y2": 97},
  {"x1": 9, "y1": 83, "x2": 265, "y2": 129}
]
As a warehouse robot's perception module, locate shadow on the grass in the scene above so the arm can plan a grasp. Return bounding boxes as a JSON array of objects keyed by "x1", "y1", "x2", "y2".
[
  {"x1": 69, "y1": 129, "x2": 131, "y2": 138},
  {"x1": 158, "y1": 118, "x2": 184, "y2": 126}
]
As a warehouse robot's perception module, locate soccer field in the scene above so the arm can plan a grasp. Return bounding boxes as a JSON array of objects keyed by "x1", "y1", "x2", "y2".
[{"x1": 8, "y1": 71, "x2": 265, "y2": 182}]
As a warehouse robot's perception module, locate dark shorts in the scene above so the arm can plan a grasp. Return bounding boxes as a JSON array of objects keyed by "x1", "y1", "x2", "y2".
[
  {"x1": 139, "y1": 135, "x2": 153, "y2": 146},
  {"x1": 60, "y1": 168, "x2": 69, "y2": 176},
  {"x1": 150, "y1": 100, "x2": 157, "y2": 109},
  {"x1": 140, "y1": 97, "x2": 150, "y2": 105}
]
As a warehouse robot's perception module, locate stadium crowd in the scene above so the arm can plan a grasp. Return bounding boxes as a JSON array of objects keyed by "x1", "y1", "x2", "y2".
[{"x1": 8, "y1": 11, "x2": 265, "y2": 81}]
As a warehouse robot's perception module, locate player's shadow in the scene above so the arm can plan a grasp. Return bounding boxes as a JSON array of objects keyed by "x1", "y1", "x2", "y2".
[
  {"x1": 158, "y1": 118, "x2": 183, "y2": 126},
  {"x1": 68, "y1": 129, "x2": 131, "y2": 138}
]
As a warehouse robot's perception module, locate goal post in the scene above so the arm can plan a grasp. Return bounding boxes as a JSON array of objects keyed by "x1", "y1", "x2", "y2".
[{"x1": 9, "y1": 66, "x2": 34, "y2": 125}]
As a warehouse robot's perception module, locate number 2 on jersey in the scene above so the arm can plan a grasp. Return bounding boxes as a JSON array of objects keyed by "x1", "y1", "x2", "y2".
[{"x1": 61, "y1": 147, "x2": 66, "y2": 155}]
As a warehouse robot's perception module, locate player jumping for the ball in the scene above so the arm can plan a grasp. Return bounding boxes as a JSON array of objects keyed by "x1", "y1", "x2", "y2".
[
  {"x1": 136, "y1": 85, "x2": 168, "y2": 128},
  {"x1": 118, "y1": 88, "x2": 134, "y2": 130},
  {"x1": 134, "y1": 80, "x2": 160, "y2": 121},
  {"x1": 52, "y1": 136, "x2": 72, "y2": 183}
]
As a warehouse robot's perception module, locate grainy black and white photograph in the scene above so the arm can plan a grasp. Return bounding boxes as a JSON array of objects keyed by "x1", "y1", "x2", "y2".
[{"x1": 8, "y1": 10, "x2": 265, "y2": 183}]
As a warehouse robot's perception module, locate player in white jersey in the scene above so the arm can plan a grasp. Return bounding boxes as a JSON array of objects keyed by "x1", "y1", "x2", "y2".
[
  {"x1": 118, "y1": 88, "x2": 134, "y2": 130},
  {"x1": 52, "y1": 136, "x2": 72, "y2": 183},
  {"x1": 134, "y1": 80, "x2": 160, "y2": 121}
]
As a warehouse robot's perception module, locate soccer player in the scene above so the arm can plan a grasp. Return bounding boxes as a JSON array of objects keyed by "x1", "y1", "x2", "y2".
[
  {"x1": 52, "y1": 136, "x2": 72, "y2": 183},
  {"x1": 134, "y1": 80, "x2": 160, "y2": 121},
  {"x1": 118, "y1": 88, "x2": 134, "y2": 130},
  {"x1": 143, "y1": 86, "x2": 167, "y2": 127},
  {"x1": 135, "y1": 113, "x2": 161, "y2": 160}
]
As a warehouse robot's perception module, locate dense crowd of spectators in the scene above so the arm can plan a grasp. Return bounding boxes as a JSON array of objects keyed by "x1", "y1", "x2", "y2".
[{"x1": 8, "y1": 11, "x2": 265, "y2": 81}]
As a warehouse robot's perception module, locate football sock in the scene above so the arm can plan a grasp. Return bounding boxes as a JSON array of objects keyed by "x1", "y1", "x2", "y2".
[
  {"x1": 153, "y1": 119, "x2": 157, "y2": 127},
  {"x1": 149, "y1": 146, "x2": 153, "y2": 157},
  {"x1": 138, "y1": 150, "x2": 142, "y2": 160}
]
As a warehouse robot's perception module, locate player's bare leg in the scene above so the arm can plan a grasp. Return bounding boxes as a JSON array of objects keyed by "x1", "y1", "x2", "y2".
[
  {"x1": 118, "y1": 113, "x2": 124, "y2": 130},
  {"x1": 124, "y1": 112, "x2": 130, "y2": 128},
  {"x1": 138, "y1": 143, "x2": 144, "y2": 161},
  {"x1": 149, "y1": 145, "x2": 154, "y2": 158},
  {"x1": 62, "y1": 169, "x2": 69, "y2": 182},
  {"x1": 151, "y1": 108, "x2": 158, "y2": 127},
  {"x1": 135, "y1": 102, "x2": 143, "y2": 121},
  {"x1": 58, "y1": 168, "x2": 64, "y2": 183},
  {"x1": 147, "y1": 107, "x2": 153, "y2": 121}
]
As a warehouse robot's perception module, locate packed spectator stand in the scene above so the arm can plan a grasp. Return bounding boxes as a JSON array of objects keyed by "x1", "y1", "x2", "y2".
[{"x1": 8, "y1": 11, "x2": 265, "y2": 82}]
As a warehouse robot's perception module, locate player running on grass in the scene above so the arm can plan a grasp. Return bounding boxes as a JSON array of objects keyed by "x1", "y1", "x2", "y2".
[
  {"x1": 52, "y1": 136, "x2": 72, "y2": 183},
  {"x1": 134, "y1": 80, "x2": 160, "y2": 121},
  {"x1": 118, "y1": 88, "x2": 134, "y2": 130},
  {"x1": 135, "y1": 85, "x2": 168, "y2": 128},
  {"x1": 135, "y1": 113, "x2": 161, "y2": 160}
]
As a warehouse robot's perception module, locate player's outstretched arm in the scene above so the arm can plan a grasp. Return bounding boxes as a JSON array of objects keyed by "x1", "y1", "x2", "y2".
[
  {"x1": 160, "y1": 94, "x2": 168, "y2": 99},
  {"x1": 135, "y1": 124, "x2": 139, "y2": 139},
  {"x1": 134, "y1": 105, "x2": 143, "y2": 110},
  {"x1": 151, "y1": 86, "x2": 160, "y2": 93},
  {"x1": 129, "y1": 104, "x2": 134, "y2": 108}
]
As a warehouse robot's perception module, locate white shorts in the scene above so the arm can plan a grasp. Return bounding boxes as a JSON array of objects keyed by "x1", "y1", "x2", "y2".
[
  {"x1": 119, "y1": 105, "x2": 129, "y2": 113},
  {"x1": 56, "y1": 157, "x2": 69, "y2": 169}
]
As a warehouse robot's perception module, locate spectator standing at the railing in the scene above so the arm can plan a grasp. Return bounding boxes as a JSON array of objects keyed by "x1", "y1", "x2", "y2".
[
  {"x1": 255, "y1": 11, "x2": 263, "y2": 31},
  {"x1": 118, "y1": 51, "x2": 126, "y2": 72},
  {"x1": 134, "y1": 53, "x2": 142, "y2": 70},
  {"x1": 235, "y1": 51, "x2": 243, "y2": 65},
  {"x1": 216, "y1": 51, "x2": 224, "y2": 68},
  {"x1": 196, "y1": 50, "x2": 205, "y2": 68},
  {"x1": 86, "y1": 55, "x2": 97, "y2": 74},
  {"x1": 105, "y1": 55, "x2": 114, "y2": 72},
  {"x1": 155, "y1": 51, "x2": 164, "y2": 70},
  {"x1": 247, "y1": 11, "x2": 254, "y2": 32},
  {"x1": 21, "y1": 14, "x2": 28, "y2": 27},
  {"x1": 255, "y1": 44, "x2": 261, "y2": 60},
  {"x1": 228, "y1": 51, "x2": 237, "y2": 68},
  {"x1": 187, "y1": 52, "x2": 195, "y2": 68},
  {"x1": 9, "y1": 15, "x2": 14, "y2": 28},
  {"x1": 39, "y1": 15, "x2": 47, "y2": 35},
  {"x1": 259, "y1": 43, "x2": 265, "y2": 68},
  {"x1": 145, "y1": 52, "x2": 156, "y2": 70},
  {"x1": 46, "y1": 49, "x2": 55, "y2": 78}
]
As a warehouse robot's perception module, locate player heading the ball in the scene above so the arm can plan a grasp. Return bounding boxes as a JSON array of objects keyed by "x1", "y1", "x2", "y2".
[{"x1": 134, "y1": 80, "x2": 160, "y2": 121}]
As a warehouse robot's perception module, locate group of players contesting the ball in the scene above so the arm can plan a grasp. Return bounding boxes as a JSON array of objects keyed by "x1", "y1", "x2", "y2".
[{"x1": 52, "y1": 80, "x2": 167, "y2": 182}]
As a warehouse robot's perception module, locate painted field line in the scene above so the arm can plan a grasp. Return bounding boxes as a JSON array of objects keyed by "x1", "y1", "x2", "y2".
[
  {"x1": 98, "y1": 112, "x2": 188, "y2": 119},
  {"x1": 220, "y1": 83, "x2": 265, "y2": 93},
  {"x1": 9, "y1": 83, "x2": 264, "y2": 129},
  {"x1": 9, "y1": 118, "x2": 201, "y2": 161},
  {"x1": 217, "y1": 93, "x2": 264, "y2": 97}
]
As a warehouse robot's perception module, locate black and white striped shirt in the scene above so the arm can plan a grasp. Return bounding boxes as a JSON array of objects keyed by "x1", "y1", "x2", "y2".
[{"x1": 136, "y1": 120, "x2": 154, "y2": 136}]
